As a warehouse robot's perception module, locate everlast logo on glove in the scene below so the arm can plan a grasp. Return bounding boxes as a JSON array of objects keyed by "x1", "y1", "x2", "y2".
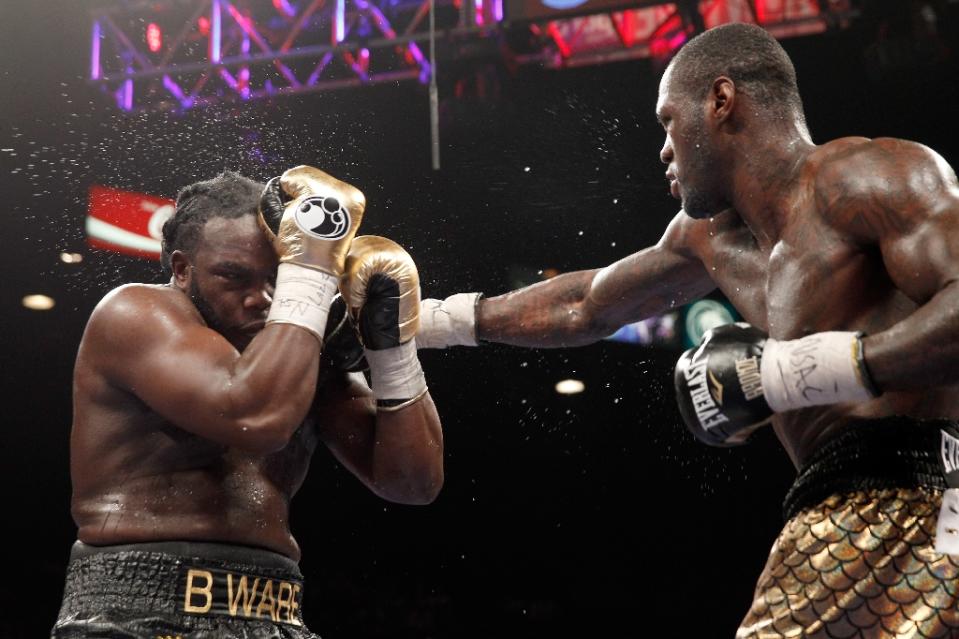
[
  {"x1": 683, "y1": 347, "x2": 729, "y2": 432},
  {"x1": 674, "y1": 324, "x2": 774, "y2": 447}
]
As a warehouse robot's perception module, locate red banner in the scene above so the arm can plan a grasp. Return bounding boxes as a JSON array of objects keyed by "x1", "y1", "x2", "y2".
[{"x1": 86, "y1": 185, "x2": 175, "y2": 260}]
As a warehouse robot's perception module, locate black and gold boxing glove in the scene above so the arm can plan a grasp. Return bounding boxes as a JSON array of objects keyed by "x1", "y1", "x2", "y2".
[
  {"x1": 675, "y1": 322, "x2": 879, "y2": 446},
  {"x1": 321, "y1": 295, "x2": 368, "y2": 373},
  {"x1": 339, "y1": 236, "x2": 426, "y2": 411},
  {"x1": 259, "y1": 166, "x2": 366, "y2": 342},
  {"x1": 674, "y1": 323, "x2": 773, "y2": 447}
]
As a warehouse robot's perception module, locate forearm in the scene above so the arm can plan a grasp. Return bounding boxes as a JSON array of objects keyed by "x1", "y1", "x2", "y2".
[
  {"x1": 863, "y1": 280, "x2": 959, "y2": 391},
  {"x1": 368, "y1": 395, "x2": 444, "y2": 504},
  {"x1": 337, "y1": 236, "x2": 444, "y2": 502},
  {"x1": 220, "y1": 325, "x2": 322, "y2": 448},
  {"x1": 210, "y1": 262, "x2": 337, "y2": 449},
  {"x1": 127, "y1": 317, "x2": 323, "y2": 453},
  {"x1": 473, "y1": 241, "x2": 713, "y2": 348},
  {"x1": 476, "y1": 269, "x2": 612, "y2": 348}
]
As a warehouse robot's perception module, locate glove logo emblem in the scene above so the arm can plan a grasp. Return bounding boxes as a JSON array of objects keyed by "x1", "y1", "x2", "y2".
[
  {"x1": 735, "y1": 356, "x2": 764, "y2": 401},
  {"x1": 295, "y1": 196, "x2": 350, "y2": 240},
  {"x1": 684, "y1": 347, "x2": 729, "y2": 431},
  {"x1": 707, "y1": 370, "x2": 724, "y2": 406}
]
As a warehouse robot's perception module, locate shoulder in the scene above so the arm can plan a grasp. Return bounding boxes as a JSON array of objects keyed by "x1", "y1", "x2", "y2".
[
  {"x1": 659, "y1": 210, "x2": 701, "y2": 254},
  {"x1": 84, "y1": 283, "x2": 200, "y2": 350},
  {"x1": 812, "y1": 137, "x2": 959, "y2": 239},
  {"x1": 660, "y1": 208, "x2": 747, "y2": 255},
  {"x1": 812, "y1": 137, "x2": 957, "y2": 200},
  {"x1": 814, "y1": 137, "x2": 950, "y2": 189}
]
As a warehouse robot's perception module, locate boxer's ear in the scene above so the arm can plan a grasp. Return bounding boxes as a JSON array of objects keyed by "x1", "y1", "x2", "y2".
[
  {"x1": 170, "y1": 250, "x2": 192, "y2": 291},
  {"x1": 708, "y1": 76, "x2": 735, "y2": 126}
]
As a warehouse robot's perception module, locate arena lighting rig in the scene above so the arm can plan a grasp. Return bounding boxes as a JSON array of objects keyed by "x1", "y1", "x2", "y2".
[{"x1": 88, "y1": 0, "x2": 856, "y2": 114}]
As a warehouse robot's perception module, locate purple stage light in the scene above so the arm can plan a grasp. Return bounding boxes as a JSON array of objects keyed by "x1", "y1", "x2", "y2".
[
  {"x1": 335, "y1": 0, "x2": 346, "y2": 42},
  {"x1": 210, "y1": 0, "x2": 222, "y2": 63},
  {"x1": 273, "y1": 0, "x2": 297, "y2": 17},
  {"x1": 90, "y1": 20, "x2": 101, "y2": 80}
]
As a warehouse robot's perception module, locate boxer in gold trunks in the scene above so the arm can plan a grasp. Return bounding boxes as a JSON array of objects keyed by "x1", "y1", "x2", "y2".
[
  {"x1": 54, "y1": 168, "x2": 443, "y2": 637},
  {"x1": 414, "y1": 23, "x2": 959, "y2": 637}
]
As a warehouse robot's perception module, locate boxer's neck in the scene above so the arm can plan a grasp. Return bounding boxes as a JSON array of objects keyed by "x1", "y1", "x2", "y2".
[{"x1": 726, "y1": 131, "x2": 815, "y2": 249}]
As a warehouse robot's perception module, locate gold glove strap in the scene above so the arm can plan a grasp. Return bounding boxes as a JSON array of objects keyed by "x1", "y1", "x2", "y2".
[{"x1": 376, "y1": 388, "x2": 429, "y2": 412}]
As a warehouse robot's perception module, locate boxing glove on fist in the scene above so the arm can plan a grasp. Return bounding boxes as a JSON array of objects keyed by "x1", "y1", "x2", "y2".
[
  {"x1": 675, "y1": 323, "x2": 879, "y2": 447},
  {"x1": 320, "y1": 294, "x2": 368, "y2": 375},
  {"x1": 340, "y1": 235, "x2": 420, "y2": 349},
  {"x1": 259, "y1": 165, "x2": 365, "y2": 276},
  {"x1": 260, "y1": 166, "x2": 366, "y2": 342},
  {"x1": 340, "y1": 236, "x2": 428, "y2": 410}
]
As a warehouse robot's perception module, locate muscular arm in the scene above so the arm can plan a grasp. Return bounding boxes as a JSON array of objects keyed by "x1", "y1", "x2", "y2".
[
  {"x1": 85, "y1": 285, "x2": 320, "y2": 452},
  {"x1": 823, "y1": 139, "x2": 959, "y2": 390},
  {"x1": 314, "y1": 373, "x2": 443, "y2": 505},
  {"x1": 476, "y1": 212, "x2": 716, "y2": 347}
]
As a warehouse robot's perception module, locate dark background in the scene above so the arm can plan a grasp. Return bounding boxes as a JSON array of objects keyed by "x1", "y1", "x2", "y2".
[{"x1": 1, "y1": 1, "x2": 958, "y2": 637}]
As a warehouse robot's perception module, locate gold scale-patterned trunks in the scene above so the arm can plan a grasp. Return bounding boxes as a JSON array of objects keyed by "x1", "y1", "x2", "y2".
[{"x1": 737, "y1": 418, "x2": 959, "y2": 638}]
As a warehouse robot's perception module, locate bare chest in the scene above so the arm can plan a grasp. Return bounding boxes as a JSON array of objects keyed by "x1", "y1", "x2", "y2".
[{"x1": 697, "y1": 219, "x2": 905, "y2": 340}]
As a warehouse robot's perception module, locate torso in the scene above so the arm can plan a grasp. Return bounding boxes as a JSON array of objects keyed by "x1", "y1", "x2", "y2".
[
  {"x1": 683, "y1": 139, "x2": 959, "y2": 467},
  {"x1": 70, "y1": 285, "x2": 322, "y2": 560}
]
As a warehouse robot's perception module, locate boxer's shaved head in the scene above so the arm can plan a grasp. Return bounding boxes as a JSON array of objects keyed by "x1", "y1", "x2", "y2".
[{"x1": 668, "y1": 22, "x2": 805, "y2": 122}]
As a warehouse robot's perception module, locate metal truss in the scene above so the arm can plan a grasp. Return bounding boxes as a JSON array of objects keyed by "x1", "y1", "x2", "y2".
[
  {"x1": 89, "y1": 0, "x2": 858, "y2": 113},
  {"x1": 90, "y1": 0, "x2": 498, "y2": 112},
  {"x1": 526, "y1": 0, "x2": 857, "y2": 69}
]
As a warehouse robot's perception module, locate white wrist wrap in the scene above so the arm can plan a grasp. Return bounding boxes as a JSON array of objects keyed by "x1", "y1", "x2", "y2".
[
  {"x1": 760, "y1": 331, "x2": 875, "y2": 412},
  {"x1": 266, "y1": 263, "x2": 338, "y2": 342},
  {"x1": 416, "y1": 293, "x2": 481, "y2": 348},
  {"x1": 364, "y1": 340, "x2": 428, "y2": 401}
]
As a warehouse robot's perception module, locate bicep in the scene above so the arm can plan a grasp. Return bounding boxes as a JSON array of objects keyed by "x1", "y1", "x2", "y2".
[
  {"x1": 96, "y1": 303, "x2": 244, "y2": 434},
  {"x1": 881, "y1": 193, "x2": 959, "y2": 302},
  {"x1": 586, "y1": 213, "x2": 715, "y2": 328},
  {"x1": 128, "y1": 330, "x2": 241, "y2": 427}
]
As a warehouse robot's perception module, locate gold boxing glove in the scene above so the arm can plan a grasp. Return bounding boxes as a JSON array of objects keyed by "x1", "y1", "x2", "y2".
[
  {"x1": 258, "y1": 165, "x2": 366, "y2": 277},
  {"x1": 339, "y1": 236, "x2": 426, "y2": 410},
  {"x1": 260, "y1": 166, "x2": 366, "y2": 342},
  {"x1": 339, "y1": 235, "x2": 420, "y2": 348}
]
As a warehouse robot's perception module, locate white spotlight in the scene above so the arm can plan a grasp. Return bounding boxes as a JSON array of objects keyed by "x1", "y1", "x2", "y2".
[
  {"x1": 555, "y1": 379, "x2": 585, "y2": 395},
  {"x1": 23, "y1": 294, "x2": 55, "y2": 311}
]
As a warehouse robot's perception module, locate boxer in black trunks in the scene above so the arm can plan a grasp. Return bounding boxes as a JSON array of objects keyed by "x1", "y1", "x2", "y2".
[
  {"x1": 53, "y1": 168, "x2": 443, "y2": 637},
  {"x1": 414, "y1": 23, "x2": 959, "y2": 636}
]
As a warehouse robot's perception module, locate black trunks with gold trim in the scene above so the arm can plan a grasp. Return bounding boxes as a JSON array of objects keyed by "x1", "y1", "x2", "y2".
[{"x1": 52, "y1": 540, "x2": 319, "y2": 639}]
